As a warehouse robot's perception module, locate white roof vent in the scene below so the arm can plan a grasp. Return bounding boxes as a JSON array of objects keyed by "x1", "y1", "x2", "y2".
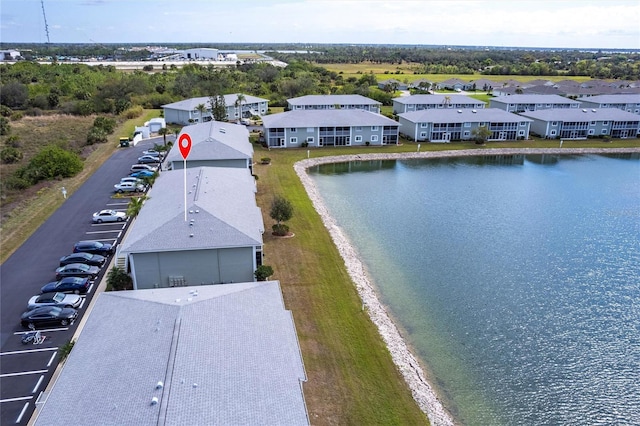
[
  {"x1": 151, "y1": 397, "x2": 159, "y2": 405},
  {"x1": 457, "y1": 110, "x2": 462, "y2": 113},
  {"x1": 582, "y1": 109, "x2": 587, "y2": 112},
  {"x1": 156, "y1": 381, "x2": 164, "y2": 390},
  {"x1": 472, "y1": 109, "x2": 477, "y2": 113},
  {"x1": 592, "y1": 109, "x2": 596, "y2": 112},
  {"x1": 219, "y1": 128, "x2": 226, "y2": 133}
]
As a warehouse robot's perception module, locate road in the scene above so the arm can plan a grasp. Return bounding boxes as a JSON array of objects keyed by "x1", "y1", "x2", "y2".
[{"x1": 0, "y1": 135, "x2": 172, "y2": 425}]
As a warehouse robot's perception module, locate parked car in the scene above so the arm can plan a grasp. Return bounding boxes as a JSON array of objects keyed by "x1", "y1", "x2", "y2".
[
  {"x1": 21, "y1": 306, "x2": 78, "y2": 328},
  {"x1": 59, "y1": 252, "x2": 106, "y2": 267},
  {"x1": 41, "y1": 277, "x2": 91, "y2": 295},
  {"x1": 55, "y1": 263, "x2": 100, "y2": 280},
  {"x1": 28, "y1": 292, "x2": 82, "y2": 309},
  {"x1": 130, "y1": 164, "x2": 158, "y2": 173},
  {"x1": 129, "y1": 170, "x2": 156, "y2": 178},
  {"x1": 120, "y1": 177, "x2": 145, "y2": 185},
  {"x1": 92, "y1": 209, "x2": 127, "y2": 223},
  {"x1": 137, "y1": 155, "x2": 161, "y2": 164},
  {"x1": 114, "y1": 182, "x2": 145, "y2": 193},
  {"x1": 73, "y1": 240, "x2": 114, "y2": 256},
  {"x1": 142, "y1": 149, "x2": 164, "y2": 158}
]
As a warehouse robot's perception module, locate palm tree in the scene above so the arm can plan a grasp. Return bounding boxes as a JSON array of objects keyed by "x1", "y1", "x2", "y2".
[
  {"x1": 126, "y1": 195, "x2": 148, "y2": 219},
  {"x1": 235, "y1": 93, "x2": 246, "y2": 122},
  {"x1": 158, "y1": 127, "x2": 169, "y2": 147},
  {"x1": 195, "y1": 103, "x2": 207, "y2": 123},
  {"x1": 443, "y1": 96, "x2": 452, "y2": 107}
]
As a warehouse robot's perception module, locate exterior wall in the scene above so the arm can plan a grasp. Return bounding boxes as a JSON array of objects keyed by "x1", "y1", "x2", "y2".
[
  {"x1": 164, "y1": 108, "x2": 195, "y2": 125},
  {"x1": 528, "y1": 118, "x2": 640, "y2": 139},
  {"x1": 580, "y1": 100, "x2": 640, "y2": 114},
  {"x1": 266, "y1": 125, "x2": 399, "y2": 148},
  {"x1": 289, "y1": 103, "x2": 380, "y2": 113},
  {"x1": 489, "y1": 100, "x2": 581, "y2": 113},
  {"x1": 170, "y1": 159, "x2": 249, "y2": 170},
  {"x1": 228, "y1": 101, "x2": 269, "y2": 119},
  {"x1": 131, "y1": 247, "x2": 256, "y2": 289},
  {"x1": 393, "y1": 100, "x2": 485, "y2": 114}
]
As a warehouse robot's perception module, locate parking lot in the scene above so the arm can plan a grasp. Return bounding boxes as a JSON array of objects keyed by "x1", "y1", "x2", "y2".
[{"x1": 0, "y1": 135, "x2": 171, "y2": 425}]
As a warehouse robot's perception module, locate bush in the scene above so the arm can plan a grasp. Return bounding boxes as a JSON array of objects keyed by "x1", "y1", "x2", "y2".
[
  {"x1": 86, "y1": 127, "x2": 108, "y2": 145},
  {"x1": 22, "y1": 145, "x2": 83, "y2": 182},
  {"x1": 254, "y1": 265, "x2": 274, "y2": 281},
  {"x1": 0, "y1": 146, "x2": 23, "y2": 163},
  {"x1": 121, "y1": 105, "x2": 143, "y2": 119},
  {"x1": 93, "y1": 116, "x2": 116, "y2": 134},
  {"x1": 6, "y1": 135, "x2": 21, "y2": 148},
  {"x1": 0, "y1": 116, "x2": 10, "y2": 135},
  {"x1": 261, "y1": 157, "x2": 271, "y2": 164},
  {"x1": 106, "y1": 266, "x2": 133, "y2": 291},
  {"x1": 0, "y1": 105, "x2": 12, "y2": 117},
  {"x1": 272, "y1": 223, "x2": 290, "y2": 236},
  {"x1": 4, "y1": 173, "x2": 32, "y2": 190}
]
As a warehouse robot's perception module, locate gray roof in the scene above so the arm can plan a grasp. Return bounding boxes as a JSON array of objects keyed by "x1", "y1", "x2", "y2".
[
  {"x1": 165, "y1": 121, "x2": 253, "y2": 164},
  {"x1": 490, "y1": 94, "x2": 580, "y2": 105},
  {"x1": 287, "y1": 94, "x2": 381, "y2": 106},
  {"x1": 162, "y1": 93, "x2": 269, "y2": 111},
  {"x1": 393, "y1": 94, "x2": 486, "y2": 106},
  {"x1": 120, "y1": 167, "x2": 263, "y2": 254},
  {"x1": 35, "y1": 281, "x2": 308, "y2": 426},
  {"x1": 578, "y1": 94, "x2": 640, "y2": 104},
  {"x1": 262, "y1": 109, "x2": 399, "y2": 128},
  {"x1": 399, "y1": 108, "x2": 530, "y2": 123},
  {"x1": 520, "y1": 108, "x2": 640, "y2": 122}
]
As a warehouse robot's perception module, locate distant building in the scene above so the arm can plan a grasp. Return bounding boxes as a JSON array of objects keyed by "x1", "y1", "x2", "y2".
[
  {"x1": 579, "y1": 94, "x2": 640, "y2": 114},
  {"x1": 393, "y1": 94, "x2": 486, "y2": 115},
  {"x1": 398, "y1": 108, "x2": 531, "y2": 142},
  {"x1": 489, "y1": 95, "x2": 581, "y2": 113},
  {"x1": 162, "y1": 94, "x2": 269, "y2": 125},
  {"x1": 179, "y1": 48, "x2": 219, "y2": 60},
  {"x1": 287, "y1": 94, "x2": 381, "y2": 113},
  {"x1": 34, "y1": 281, "x2": 309, "y2": 426},
  {"x1": 146, "y1": 117, "x2": 166, "y2": 132},
  {"x1": 377, "y1": 79, "x2": 408, "y2": 91},
  {"x1": 262, "y1": 110, "x2": 399, "y2": 148},
  {"x1": 520, "y1": 108, "x2": 640, "y2": 139},
  {"x1": 0, "y1": 50, "x2": 20, "y2": 61}
]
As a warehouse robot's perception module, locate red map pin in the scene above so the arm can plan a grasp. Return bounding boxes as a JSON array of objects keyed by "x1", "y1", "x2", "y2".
[{"x1": 178, "y1": 133, "x2": 192, "y2": 159}]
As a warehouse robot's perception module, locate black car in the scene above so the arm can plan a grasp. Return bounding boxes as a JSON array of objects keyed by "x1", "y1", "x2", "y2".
[
  {"x1": 41, "y1": 277, "x2": 91, "y2": 295},
  {"x1": 55, "y1": 263, "x2": 100, "y2": 280},
  {"x1": 73, "y1": 240, "x2": 114, "y2": 256},
  {"x1": 59, "y1": 252, "x2": 106, "y2": 267},
  {"x1": 21, "y1": 306, "x2": 78, "y2": 328}
]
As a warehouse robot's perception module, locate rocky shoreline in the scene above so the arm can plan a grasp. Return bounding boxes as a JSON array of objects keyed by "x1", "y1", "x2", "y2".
[{"x1": 294, "y1": 147, "x2": 639, "y2": 426}]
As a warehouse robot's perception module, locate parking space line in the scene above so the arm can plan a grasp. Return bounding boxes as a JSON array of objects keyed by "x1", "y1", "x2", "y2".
[
  {"x1": 79, "y1": 298, "x2": 86, "y2": 309},
  {"x1": 32, "y1": 375, "x2": 44, "y2": 393},
  {"x1": 46, "y1": 352, "x2": 57, "y2": 367},
  {"x1": 86, "y1": 230, "x2": 122, "y2": 235},
  {"x1": 106, "y1": 203, "x2": 129, "y2": 207},
  {"x1": 14, "y1": 327, "x2": 68, "y2": 335},
  {"x1": 0, "y1": 396, "x2": 32, "y2": 404},
  {"x1": 88, "y1": 283, "x2": 94, "y2": 294},
  {"x1": 1, "y1": 347, "x2": 58, "y2": 356},
  {"x1": 16, "y1": 401, "x2": 30, "y2": 423},
  {"x1": 0, "y1": 369, "x2": 48, "y2": 378},
  {"x1": 90, "y1": 223, "x2": 126, "y2": 227}
]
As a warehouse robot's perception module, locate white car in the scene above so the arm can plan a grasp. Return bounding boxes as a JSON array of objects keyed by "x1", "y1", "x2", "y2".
[
  {"x1": 114, "y1": 182, "x2": 145, "y2": 193},
  {"x1": 92, "y1": 209, "x2": 127, "y2": 223},
  {"x1": 120, "y1": 177, "x2": 145, "y2": 185},
  {"x1": 28, "y1": 292, "x2": 82, "y2": 309}
]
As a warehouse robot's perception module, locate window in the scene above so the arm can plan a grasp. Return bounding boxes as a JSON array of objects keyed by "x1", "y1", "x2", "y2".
[
  {"x1": 290, "y1": 128, "x2": 297, "y2": 133},
  {"x1": 420, "y1": 123, "x2": 428, "y2": 128},
  {"x1": 520, "y1": 122, "x2": 526, "y2": 126},
  {"x1": 371, "y1": 135, "x2": 378, "y2": 142},
  {"x1": 588, "y1": 129, "x2": 595, "y2": 135},
  {"x1": 307, "y1": 127, "x2": 314, "y2": 132},
  {"x1": 464, "y1": 131, "x2": 470, "y2": 137},
  {"x1": 307, "y1": 137, "x2": 314, "y2": 144},
  {"x1": 552, "y1": 121, "x2": 558, "y2": 126},
  {"x1": 464, "y1": 122, "x2": 471, "y2": 127},
  {"x1": 602, "y1": 121, "x2": 609, "y2": 126},
  {"x1": 290, "y1": 137, "x2": 297, "y2": 144},
  {"x1": 590, "y1": 121, "x2": 596, "y2": 125},
  {"x1": 420, "y1": 132, "x2": 427, "y2": 138},
  {"x1": 371, "y1": 126, "x2": 379, "y2": 131},
  {"x1": 518, "y1": 130, "x2": 525, "y2": 136},
  {"x1": 550, "y1": 130, "x2": 556, "y2": 136},
  {"x1": 601, "y1": 129, "x2": 607, "y2": 134},
  {"x1": 355, "y1": 135, "x2": 362, "y2": 142},
  {"x1": 355, "y1": 126, "x2": 362, "y2": 131}
]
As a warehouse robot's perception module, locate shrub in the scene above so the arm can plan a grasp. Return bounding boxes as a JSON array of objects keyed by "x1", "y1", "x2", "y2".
[
  {"x1": 121, "y1": 105, "x2": 143, "y2": 119},
  {"x1": 10, "y1": 111, "x2": 23, "y2": 121},
  {"x1": 0, "y1": 116, "x2": 10, "y2": 135},
  {"x1": 6, "y1": 135, "x2": 21, "y2": 147},
  {"x1": 93, "y1": 116, "x2": 116, "y2": 134},
  {"x1": 22, "y1": 145, "x2": 83, "y2": 182},
  {"x1": 261, "y1": 157, "x2": 271, "y2": 164},
  {"x1": 4, "y1": 173, "x2": 32, "y2": 190},
  {"x1": 0, "y1": 105, "x2": 12, "y2": 117},
  {"x1": 86, "y1": 127, "x2": 108, "y2": 145},
  {"x1": 272, "y1": 223, "x2": 290, "y2": 236},
  {"x1": 0, "y1": 146, "x2": 23, "y2": 163},
  {"x1": 254, "y1": 265, "x2": 274, "y2": 281},
  {"x1": 106, "y1": 266, "x2": 133, "y2": 291}
]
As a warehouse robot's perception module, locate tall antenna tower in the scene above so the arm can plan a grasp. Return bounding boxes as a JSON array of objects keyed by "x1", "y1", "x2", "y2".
[{"x1": 40, "y1": 0, "x2": 51, "y2": 44}]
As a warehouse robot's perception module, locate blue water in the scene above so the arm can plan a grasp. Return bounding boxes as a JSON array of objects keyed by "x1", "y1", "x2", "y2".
[{"x1": 309, "y1": 154, "x2": 640, "y2": 426}]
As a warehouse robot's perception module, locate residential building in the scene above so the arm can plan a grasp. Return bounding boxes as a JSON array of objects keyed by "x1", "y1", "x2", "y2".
[
  {"x1": 262, "y1": 110, "x2": 400, "y2": 148},
  {"x1": 162, "y1": 94, "x2": 269, "y2": 125},
  {"x1": 435, "y1": 78, "x2": 472, "y2": 91},
  {"x1": 165, "y1": 121, "x2": 253, "y2": 170},
  {"x1": 146, "y1": 117, "x2": 166, "y2": 133},
  {"x1": 393, "y1": 94, "x2": 486, "y2": 114},
  {"x1": 287, "y1": 94, "x2": 381, "y2": 113},
  {"x1": 489, "y1": 95, "x2": 581, "y2": 112},
  {"x1": 34, "y1": 282, "x2": 309, "y2": 426},
  {"x1": 520, "y1": 108, "x2": 640, "y2": 139},
  {"x1": 377, "y1": 79, "x2": 408, "y2": 91},
  {"x1": 579, "y1": 94, "x2": 640, "y2": 114},
  {"x1": 398, "y1": 108, "x2": 532, "y2": 142},
  {"x1": 118, "y1": 167, "x2": 264, "y2": 289}
]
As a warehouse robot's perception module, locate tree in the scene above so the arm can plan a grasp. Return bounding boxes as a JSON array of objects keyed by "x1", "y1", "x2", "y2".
[
  {"x1": 471, "y1": 126, "x2": 492, "y2": 144},
  {"x1": 235, "y1": 93, "x2": 246, "y2": 121},
  {"x1": 158, "y1": 127, "x2": 169, "y2": 146},
  {"x1": 126, "y1": 195, "x2": 148, "y2": 219},
  {"x1": 209, "y1": 95, "x2": 227, "y2": 121},
  {"x1": 0, "y1": 116, "x2": 10, "y2": 135},
  {"x1": 270, "y1": 196, "x2": 293, "y2": 236},
  {"x1": 195, "y1": 103, "x2": 207, "y2": 123}
]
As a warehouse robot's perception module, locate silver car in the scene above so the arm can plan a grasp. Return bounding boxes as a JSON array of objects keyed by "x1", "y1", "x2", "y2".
[
  {"x1": 28, "y1": 292, "x2": 82, "y2": 309},
  {"x1": 92, "y1": 209, "x2": 127, "y2": 223},
  {"x1": 113, "y1": 182, "x2": 145, "y2": 193}
]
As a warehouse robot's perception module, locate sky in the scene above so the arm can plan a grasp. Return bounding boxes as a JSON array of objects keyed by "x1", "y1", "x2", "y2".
[{"x1": 1, "y1": 0, "x2": 639, "y2": 49}]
